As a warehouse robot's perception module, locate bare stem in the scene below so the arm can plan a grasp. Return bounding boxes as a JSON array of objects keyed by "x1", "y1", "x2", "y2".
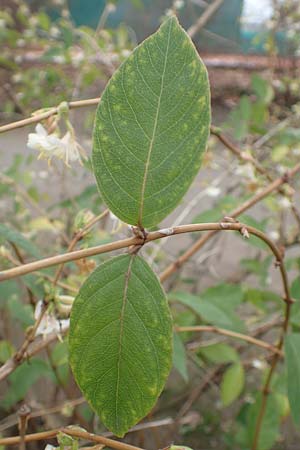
[
  {"x1": 176, "y1": 326, "x2": 283, "y2": 356},
  {"x1": 0, "y1": 98, "x2": 100, "y2": 134},
  {"x1": 0, "y1": 427, "x2": 145, "y2": 450},
  {"x1": 0, "y1": 221, "x2": 292, "y2": 385}
]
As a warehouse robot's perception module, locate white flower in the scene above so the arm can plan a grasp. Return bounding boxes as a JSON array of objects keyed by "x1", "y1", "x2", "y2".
[
  {"x1": 206, "y1": 186, "x2": 221, "y2": 197},
  {"x1": 35, "y1": 300, "x2": 69, "y2": 338},
  {"x1": 27, "y1": 124, "x2": 64, "y2": 161},
  {"x1": 58, "y1": 131, "x2": 86, "y2": 167},
  {"x1": 27, "y1": 124, "x2": 86, "y2": 166}
]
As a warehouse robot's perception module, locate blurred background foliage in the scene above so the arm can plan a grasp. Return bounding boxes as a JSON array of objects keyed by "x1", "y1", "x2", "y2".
[{"x1": 0, "y1": 1, "x2": 300, "y2": 449}]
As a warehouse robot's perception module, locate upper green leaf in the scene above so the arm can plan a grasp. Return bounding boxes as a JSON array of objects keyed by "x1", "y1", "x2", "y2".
[
  {"x1": 69, "y1": 254, "x2": 172, "y2": 437},
  {"x1": 92, "y1": 16, "x2": 210, "y2": 228}
]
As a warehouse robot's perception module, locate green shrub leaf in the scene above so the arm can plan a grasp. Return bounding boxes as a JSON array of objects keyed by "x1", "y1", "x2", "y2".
[
  {"x1": 173, "y1": 332, "x2": 188, "y2": 382},
  {"x1": 221, "y1": 362, "x2": 245, "y2": 406},
  {"x1": 92, "y1": 16, "x2": 210, "y2": 228},
  {"x1": 69, "y1": 254, "x2": 173, "y2": 437},
  {"x1": 285, "y1": 333, "x2": 300, "y2": 425},
  {"x1": 199, "y1": 343, "x2": 239, "y2": 364},
  {"x1": 171, "y1": 291, "x2": 245, "y2": 332}
]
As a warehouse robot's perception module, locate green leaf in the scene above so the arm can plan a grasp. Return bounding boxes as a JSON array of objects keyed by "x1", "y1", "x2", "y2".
[
  {"x1": 199, "y1": 343, "x2": 239, "y2": 364},
  {"x1": 0, "y1": 223, "x2": 41, "y2": 258},
  {"x1": 171, "y1": 290, "x2": 245, "y2": 332},
  {"x1": 291, "y1": 277, "x2": 300, "y2": 299},
  {"x1": 290, "y1": 278, "x2": 300, "y2": 327},
  {"x1": 243, "y1": 288, "x2": 281, "y2": 312},
  {"x1": 92, "y1": 16, "x2": 210, "y2": 228},
  {"x1": 173, "y1": 332, "x2": 188, "y2": 382},
  {"x1": 285, "y1": 333, "x2": 300, "y2": 425},
  {"x1": 201, "y1": 283, "x2": 244, "y2": 310},
  {"x1": 69, "y1": 254, "x2": 172, "y2": 437},
  {"x1": 221, "y1": 362, "x2": 245, "y2": 406}
]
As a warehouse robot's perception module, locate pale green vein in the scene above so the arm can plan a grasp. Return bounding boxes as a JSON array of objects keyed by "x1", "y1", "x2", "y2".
[
  {"x1": 137, "y1": 18, "x2": 172, "y2": 226},
  {"x1": 115, "y1": 254, "x2": 134, "y2": 429}
]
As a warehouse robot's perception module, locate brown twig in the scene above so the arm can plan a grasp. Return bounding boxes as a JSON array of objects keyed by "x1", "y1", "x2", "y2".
[
  {"x1": 0, "y1": 236, "x2": 141, "y2": 281},
  {"x1": 177, "y1": 315, "x2": 282, "y2": 419},
  {"x1": 0, "y1": 222, "x2": 286, "y2": 282},
  {"x1": 0, "y1": 98, "x2": 100, "y2": 134},
  {"x1": 0, "y1": 221, "x2": 292, "y2": 384},
  {"x1": 2, "y1": 249, "x2": 77, "y2": 292},
  {"x1": 0, "y1": 427, "x2": 145, "y2": 450},
  {"x1": 176, "y1": 326, "x2": 283, "y2": 356}
]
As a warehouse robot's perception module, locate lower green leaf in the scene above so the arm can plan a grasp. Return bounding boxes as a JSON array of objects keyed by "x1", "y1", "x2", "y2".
[{"x1": 69, "y1": 254, "x2": 172, "y2": 437}]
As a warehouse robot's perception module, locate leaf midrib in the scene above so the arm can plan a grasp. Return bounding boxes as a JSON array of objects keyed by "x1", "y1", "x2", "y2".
[
  {"x1": 115, "y1": 255, "x2": 134, "y2": 429},
  {"x1": 138, "y1": 20, "x2": 172, "y2": 227}
]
